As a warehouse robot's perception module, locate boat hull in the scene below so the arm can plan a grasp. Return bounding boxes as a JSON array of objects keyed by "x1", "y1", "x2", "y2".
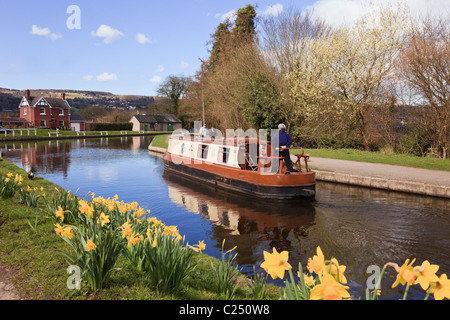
[{"x1": 163, "y1": 152, "x2": 315, "y2": 200}]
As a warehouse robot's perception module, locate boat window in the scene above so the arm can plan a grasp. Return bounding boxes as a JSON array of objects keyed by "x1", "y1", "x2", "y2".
[
  {"x1": 197, "y1": 144, "x2": 209, "y2": 159},
  {"x1": 180, "y1": 143, "x2": 185, "y2": 154},
  {"x1": 218, "y1": 147, "x2": 230, "y2": 164}
]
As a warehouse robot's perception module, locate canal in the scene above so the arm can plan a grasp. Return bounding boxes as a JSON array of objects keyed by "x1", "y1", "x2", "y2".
[{"x1": 1, "y1": 136, "x2": 449, "y2": 300}]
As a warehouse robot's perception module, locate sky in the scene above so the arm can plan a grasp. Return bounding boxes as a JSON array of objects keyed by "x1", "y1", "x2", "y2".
[{"x1": 0, "y1": 0, "x2": 449, "y2": 96}]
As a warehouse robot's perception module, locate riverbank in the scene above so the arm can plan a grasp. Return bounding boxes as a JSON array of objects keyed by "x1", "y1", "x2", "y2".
[
  {"x1": 149, "y1": 138, "x2": 450, "y2": 199},
  {"x1": 0, "y1": 129, "x2": 164, "y2": 143},
  {"x1": 0, "y1": 159, "x2": 278, "y2": 300}
]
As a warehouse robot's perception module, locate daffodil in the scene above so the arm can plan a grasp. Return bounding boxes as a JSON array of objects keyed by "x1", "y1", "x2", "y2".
[
  {"x1": 78, "y1": 200, "x2": 94, "y2": 218},
  {"x1": 54, "y1": 223, "x2": 64, "y2": 236},
  {"x1": 55, "y1": 206, "x2": 65, "y2": 222},
  {"x1": 6, "y1": 172, "x2": 13, "y2": 178},
  {"x1": 303, "y1": 274, "x2": 315, "y2": 287},
  {"x1": 328, "y1": 258, "x2": 348, "y2": 284},
  {"x1": 85, "y1": 239, "x2": 97, "y2": 251},
  {"x1": 307, "y1": 246, "x2": 325, "y2": 276},
  {"x1": 260, "y1": 247, "x2": 292, "y2": 280},
  {"x1": 431, "y1": 274, "x2": 450, "y2": 300},
  {"x1": 127, "y1": 232, "x2": 143, "y2": 247},
  {"x1": 392, "y1": 259, "x2": 417, "y2": 288},
  {"x1": 98, "y1": 212, "x2": 110, "y2": 227},
  {"x1": 414, "y1": 260, "x2": 440, "y2": 291},
  {"x1": 310, "y1": 273, "x2": 351, "y2": 300},
  {"x1": 121, "y1": 221, "x2": 133, "y2": 238},
  {"x1": 190, "y1": 240, "x2": 206, "y2": 253},
  {"x1": 62, "y1": 226, "x2": 74, "y2": 239}
]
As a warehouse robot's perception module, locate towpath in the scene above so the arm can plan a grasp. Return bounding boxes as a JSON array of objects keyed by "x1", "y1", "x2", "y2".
[{"x1": 302, "y1": 156, "x2": 450, "y2": 198}]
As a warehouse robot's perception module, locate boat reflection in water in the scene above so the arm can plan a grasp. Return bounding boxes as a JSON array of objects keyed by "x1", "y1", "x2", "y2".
[{"x1": 163, "y1": 170, "x2": 316, "y2": 271}]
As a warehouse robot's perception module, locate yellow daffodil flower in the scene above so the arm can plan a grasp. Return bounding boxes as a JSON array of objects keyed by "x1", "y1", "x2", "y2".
[
  {"x1": 78, "y1": 200, "x2": 94, "y2": 218},
  {"x1": 62, "y1": 226, "x2": 74, "y2": 239},
  {"x1": 431, "y1": 274, "x2": 450, "y2": 300},
  {"x1": 127, "y1": 232, "x2": 143, "y2": 247},
  {"x1": 307, "y1": 246, "x2": 325, "y2": 276},
  {"x1": 54, "y1": 223, "x2": 64, "y2": 236},
  {"x1": 303, "y1": 274, "x2": 315, "y2": 287},
  {"x1": 261, "y1": 247, "x2": 292, "y2": 280},
  {"x1": 98, "y1": 212, "x2": 110, "y2": 227},
  {"x1": 414, "y1": 260, "x2": 440, "y2": 291},
  {"x1": 392, "y1": 259, "x2": 417, "y2": 288},
  {"x1": 6, "y1": 172, "x2": 13, "y2": 178},
  {"x1": 328, "y1": 258, "x2": 348, "y2": 284},
  {"x1": 121, "y1": 221, "x2": 133, "y2": 238},
  {"x1": 85, "y1": 239, "x2": 97, "y2": 251},
  {"x1": 310, "y1": 273, "x2": 351, "y2": 300},
  {"x1": 55, "y1": 206, "x2": 65, "y2": 222}
]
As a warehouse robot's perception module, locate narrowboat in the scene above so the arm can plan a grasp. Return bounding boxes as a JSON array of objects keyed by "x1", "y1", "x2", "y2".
[{"x1": 162, "y1": 133, "x2": 315, "y2": 200}]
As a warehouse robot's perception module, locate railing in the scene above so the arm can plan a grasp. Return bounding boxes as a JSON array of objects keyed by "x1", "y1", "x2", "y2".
[{"x1": 5, "y1": 129, "x2": 38, "y2": 137}]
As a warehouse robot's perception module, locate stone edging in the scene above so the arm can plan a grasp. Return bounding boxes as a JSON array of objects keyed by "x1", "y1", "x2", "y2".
[{"x1": 315, "y1": 171, "x2": 449, "y2": 199}]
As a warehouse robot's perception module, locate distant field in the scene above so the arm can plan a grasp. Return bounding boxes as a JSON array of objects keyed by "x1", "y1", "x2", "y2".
[{"x1": 292, "y1": 148, "x2": 450, "y2": 172}]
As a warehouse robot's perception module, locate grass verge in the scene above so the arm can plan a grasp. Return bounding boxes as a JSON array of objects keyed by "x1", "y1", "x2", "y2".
[
  {"x1": 292, "y1": 148, "x2": 450, "y2": 172},
  {"x1": 0, "y1": 159, "x2": 278, "y2": 300}
]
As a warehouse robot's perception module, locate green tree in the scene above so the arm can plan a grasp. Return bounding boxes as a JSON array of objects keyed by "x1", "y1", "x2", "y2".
[
  {"x1": 78, "y1": 106, "x2": 108, "y2": 122},
  {"x1": 243, "y1": 72, "x2": 285, "y2": 130},
  {"x1": 157, "y1": 75, "x2": 190, "y2": 117}
]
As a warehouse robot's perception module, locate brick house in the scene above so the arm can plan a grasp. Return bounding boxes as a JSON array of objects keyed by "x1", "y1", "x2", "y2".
[{"x1": 19, "y1": 90, "x2": 71, "y2": 129}]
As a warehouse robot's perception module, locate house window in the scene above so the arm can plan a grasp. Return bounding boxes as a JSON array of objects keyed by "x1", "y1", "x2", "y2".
[
  {"x1": 59, "y1": 120, "x2": 64, "y2": 127},
  {"x1": 197, "y1": 144, "x2": 209, "y2": 159},
  {"x1": 40, "y1": 119, "x2": 46, "y2": 127},
  {"x1": 40, "y1": 107, "x2": 46, "y2": 115},
  {"x1": 59, "y1": 109, "x2": 64, "y2": 116},
  {"x1": 218, "y1": 147, "x2": 230, "y2": 164},
  {"x1": 23, "y1": 107, "x2": 27, "y2": 115}
]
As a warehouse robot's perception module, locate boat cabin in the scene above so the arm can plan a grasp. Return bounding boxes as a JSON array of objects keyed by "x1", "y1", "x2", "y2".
[{"x1": 167, "y1": 133, "x2": 310, "y2": 174}]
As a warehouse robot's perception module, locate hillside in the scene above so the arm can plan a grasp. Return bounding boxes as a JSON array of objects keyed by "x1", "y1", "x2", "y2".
[{"x1": 0, "y1": 88, "x2": 169, "y2": 113}]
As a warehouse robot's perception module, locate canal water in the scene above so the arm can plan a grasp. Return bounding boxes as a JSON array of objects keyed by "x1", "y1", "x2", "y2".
[{"x1": 1, "y1": 136, "x2": 449, "y2": 300}]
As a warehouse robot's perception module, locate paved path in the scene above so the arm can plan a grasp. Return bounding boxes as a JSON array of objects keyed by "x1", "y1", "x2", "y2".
[
  {"x1": 301, "y1": 156, "x2": 450, "y2": 198},
  {"x1": 308, "y1": 157, "x2": 450, "y2": 187}
]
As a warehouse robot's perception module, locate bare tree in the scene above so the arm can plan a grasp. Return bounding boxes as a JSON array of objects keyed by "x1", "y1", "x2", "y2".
[
  {"x1": 259, "y1": 6, "x2": 332, "y2": 134},
  {"x1": 397, "y1": 15, "x2": 450, "y2": 158}
]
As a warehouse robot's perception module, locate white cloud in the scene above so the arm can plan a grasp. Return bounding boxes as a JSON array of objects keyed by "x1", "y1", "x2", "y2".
[
  {"x1": 96, "y1": 72, "x2": 118, "y2": 82},
  {"x1": 150, "y1": 76, "x2": 162, "y2": 83},
  {"x1": 136, "y1": 33, "x2": 152, "y2": 44},
  {"x1": 180, "y1": 61, "x2": 189, "y2": 69},
  {"x1": 307, "y1": 0, "x2": 450, "y2": 27},
  {"x1": 156, "y1": 65, "x2": 165, "y2": 73},
  {"x1": 50, "y1": 33, "x2": 63, "y2": 40},
  {"x1": 83, "y1": 75, "x2": 94, "y2": 81},
  {"x1": 262, "y1": 4, "x2": 284, "y2": 16},
  {"x1": 91, "y1": 24, "x2": 124, "y2": 43},
  {"x1": 216, "y1": 9, "x2": 237, "y2": 22},
  {"x1": 30, "y1": 25, "x2": 62, "y2": 40}
]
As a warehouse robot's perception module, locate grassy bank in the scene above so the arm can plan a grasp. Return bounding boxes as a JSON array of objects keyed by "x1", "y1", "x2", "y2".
[
  {"x1": 0, "y1": 129, "x2": 167, "y2": 142},
  {"x1": 0, "y1": 159, "x2": 278, "y2": 300},
  {"x1": 149, "y1": 134, "x2": 171, "y2": 149}
]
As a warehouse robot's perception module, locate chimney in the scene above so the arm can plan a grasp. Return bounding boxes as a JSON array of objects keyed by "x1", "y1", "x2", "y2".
[
  {"x1": 61, "y1": 93, "x2": 66, "y2": 100},
  {"x1": 25, "y1": 90, "x2": 30, "y2": 101}
]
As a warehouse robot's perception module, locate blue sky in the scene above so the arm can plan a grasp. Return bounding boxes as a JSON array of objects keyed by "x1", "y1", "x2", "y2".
[{"x1": 1, "y1": 0, "x2": 448, "y2": 96}]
